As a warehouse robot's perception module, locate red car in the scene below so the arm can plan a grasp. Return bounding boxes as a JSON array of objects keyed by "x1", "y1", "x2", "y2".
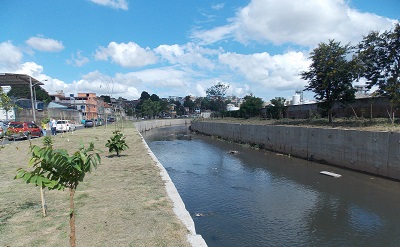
[{"x1": 7, "y1": 121, "x2": 43, "y2": 140}]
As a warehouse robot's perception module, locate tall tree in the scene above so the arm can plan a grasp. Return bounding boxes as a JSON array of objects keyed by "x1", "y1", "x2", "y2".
[
  {"x1": 357, "y1": 23, "x2": 400, "y2": 120},
  {"x1": 301, "y1": 40, "x2": 356, "y2": 123},
  {"x1": 150, "y1": 94, "x2": 160, "y2": 102},
  {"x1": 239, "y1": 94, "x2": 264, "y2": 118},
  {"x1": 206, "y1": 82, "x2": 229, "y2": 112},
  {"x1": 183, "y1": 96, "x2": 195, "y2": 112},
  {"x1": 8, "y1": 85, "x2": 51, "y2": 103},
  {"x1": 141, "y1": 99, "x2": 161, "y2": 118},
  {"x1": 139, "y1": 91, "x2": 151, "y2": 101},
  {"x1": 267, "y1": 97, "x2": 286, "y2": 119}
]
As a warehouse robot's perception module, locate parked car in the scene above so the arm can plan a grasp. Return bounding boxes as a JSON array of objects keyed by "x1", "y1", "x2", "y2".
[
  {"x1": 84, "y1": 120, "x2": 94, "y2": 128},
  {"x1": 7, "y1": 121, "x2": 42, "y2": 140},
  {"x1": 56, "y1": 120, "x2": 76, "y2": 132}
]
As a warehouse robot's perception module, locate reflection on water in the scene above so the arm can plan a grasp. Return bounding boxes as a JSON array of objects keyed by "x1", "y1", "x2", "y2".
[{"x1": 143, "y1": 126, "x2": 400, "y2": 247}]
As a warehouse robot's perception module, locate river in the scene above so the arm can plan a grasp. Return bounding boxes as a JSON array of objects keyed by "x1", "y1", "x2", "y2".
[{"x1": 142, "y1": 125, "x2": 400, "y2": 247}]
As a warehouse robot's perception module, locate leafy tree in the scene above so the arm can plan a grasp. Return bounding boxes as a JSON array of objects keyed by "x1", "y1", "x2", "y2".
[
  {"x1": 139, "y1": 91, "x2": 151, "y2": 101},
  {"x1": 105, "y1": 130, "x2": 129, "y2": 157},
  {"x1": 183, "y1": 96, "x2": 195, "y2": 112},
  {"x1": 356, "y1": 23, "x2": 400, "y2": 121},
  {"x1": 8, "y1": 85, "x2": 51, "y2": 103},
  {"x1": 150, "y1": 93, "x2": 160, "y2": 102},
  {"x1": 15, "y1": 142, "x2": 101, "y2": 247},
  {"x1": 206, "y1": 82, "x2": 229, "y2": 113},
  {"x1": 0, "y1": 87, "x2": 15, "y2": 121},
  {"x1": 239, "y1": 95, "x2": 264, "y2": 118},
  {"x1": 267, "y1": 97, "x2": 286, "y2": 119},
  {"x1": 301, "y1": 40, "x2": 357, "y2": 123},
  {"x1": 100, "y1": 95, "x2": 111, "y2": 103},
  {"x1": 141, "y1": 99, "x2": 161, "y2": 118}
]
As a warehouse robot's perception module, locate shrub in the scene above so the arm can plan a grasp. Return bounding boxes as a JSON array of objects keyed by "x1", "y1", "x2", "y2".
[{"x1": 105, "y1": 130, "x2": 129, "y2": 157}]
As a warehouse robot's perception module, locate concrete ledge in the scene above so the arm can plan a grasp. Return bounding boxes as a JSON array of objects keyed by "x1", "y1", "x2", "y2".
[{"x1": 134, "y1": 121, "x2": 207, "y2": 247}]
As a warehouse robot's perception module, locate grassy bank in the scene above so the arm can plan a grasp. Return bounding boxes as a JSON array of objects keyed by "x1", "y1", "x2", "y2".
[
  {"x1": 0, "y1": 125, "x2": 190, "y2": 247},
  {"x1": 195, "y1": 117, "x2": 399, "y2": 132}
]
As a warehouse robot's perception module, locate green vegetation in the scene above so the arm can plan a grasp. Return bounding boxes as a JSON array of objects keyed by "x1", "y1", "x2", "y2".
[
  {"x1": 301, "y1": 40, "x2": 357, "y2": 123},
  {"x1": 15, "y1": 142, "x2": 101, "y2": 247},
  {"x1": 239, "y1": 94, "x2": 264, "y2": 118},
  {"x1": 105, "y1": 130, "x2": 129, "y2": 157},
  {"x1": 357, "y1": 23, "x2": 400, "y2": 123},
  {"x1": 267, "y1": 97, "x2": 286, "y2": 119},
  {"x1": 7, "y1": 85, "x2": 51, "y2": 103}
]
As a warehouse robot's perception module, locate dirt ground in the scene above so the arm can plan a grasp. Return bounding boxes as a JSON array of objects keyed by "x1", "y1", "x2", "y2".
[{"x1": 0, "y1": 124, "x2": 190, "y2": 247}]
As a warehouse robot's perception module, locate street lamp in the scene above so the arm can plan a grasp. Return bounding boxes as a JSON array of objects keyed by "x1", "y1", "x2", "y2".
[{"x1": 29, "y1": 77, "x2": 46, "y2": 122}]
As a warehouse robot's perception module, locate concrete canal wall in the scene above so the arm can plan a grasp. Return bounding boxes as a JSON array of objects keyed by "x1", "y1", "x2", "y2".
[
  {"x1": 134, "y1": 119, "x2": 191, "y2": 132},
  {"x1": 191, "y1": 121, "x2": 400, "y2": 181}
]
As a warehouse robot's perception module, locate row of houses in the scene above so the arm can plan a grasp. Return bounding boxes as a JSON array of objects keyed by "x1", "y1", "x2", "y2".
[{"x1": 0, "y1": 90, "x2": 134, "y2": 123}]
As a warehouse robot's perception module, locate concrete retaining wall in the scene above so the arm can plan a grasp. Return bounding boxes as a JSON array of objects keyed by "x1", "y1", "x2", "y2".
[
  {"x1": 191, "y1": 121, "x2": 400, "y2": 181},
  {"x1": 134, "y1": 119, "x2": 191, "y2": 133}
]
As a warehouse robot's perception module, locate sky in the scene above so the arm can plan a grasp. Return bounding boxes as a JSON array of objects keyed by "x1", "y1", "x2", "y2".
[{"x1": 1, "y1": 0, "x2": 399, "y2": 102}]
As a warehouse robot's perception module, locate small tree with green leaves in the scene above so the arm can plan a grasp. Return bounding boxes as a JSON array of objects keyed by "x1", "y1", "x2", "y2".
[
  {"x1": 105, "y1": 130, "x2": 129, "y2": 157},
  {"x1": 15, "y1": 142, "x2": 101, "y2": 247}
]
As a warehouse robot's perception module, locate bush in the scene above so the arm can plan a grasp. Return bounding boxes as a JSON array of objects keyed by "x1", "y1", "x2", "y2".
[{"x1": 105, "y1": 130, "x2": 129, "y2": 157}]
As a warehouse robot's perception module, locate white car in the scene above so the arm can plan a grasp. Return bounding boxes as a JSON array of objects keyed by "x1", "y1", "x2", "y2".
[{"x1": 56, "y1": 120, "x2": 76, "y2": 132}]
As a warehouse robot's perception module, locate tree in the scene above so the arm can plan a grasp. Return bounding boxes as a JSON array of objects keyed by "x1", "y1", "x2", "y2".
[
  {"x1": 150, "y1": 93, "x2": 160, "y2": 102},
  {"x1": 141, "y1": 99, "x2": 161, "y2": 118},
  {"x1": 100, "y1": 95, "x2": 111, "y2": 103},
  {"x1": 183, "y1": 96, "x2": 195, "y2": 112},
  {"x1": 267, "y1": 97, "x2": 286, "y2": 119},
  {"x1": 15, "y1": 142, "x2": 101, "y2": 247},
  {"x1": 239, "y1": 95, "x2": 264, "y2": 118},
  {"x1": 0, "y1": 87, "x2": 14, "y2": 121},
  {"x1": 206, "y1": 82, "x2": 229, "y2": 113},
  {"x1": 301, "y1": 40, "x2": 357, "y2": 123},
  {"x1": 8, "y1": 85, "x2": 51, "y2": 103},
  {"x1": 357, "y1": 23, "x2": 400, "y2": 122},
  {"x1": 139, "y1": 91, "x2": 151, "y2": 101}
]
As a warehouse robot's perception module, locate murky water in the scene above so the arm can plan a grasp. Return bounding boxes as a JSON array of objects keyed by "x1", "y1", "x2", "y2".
[{"x1": 143, "y1": 126, "x2": 400, "y2": 247}]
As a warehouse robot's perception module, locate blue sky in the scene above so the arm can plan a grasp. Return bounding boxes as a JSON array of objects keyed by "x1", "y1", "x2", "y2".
[{"x1": 1, "y1": 0, "x2": 399, "y2": 101}]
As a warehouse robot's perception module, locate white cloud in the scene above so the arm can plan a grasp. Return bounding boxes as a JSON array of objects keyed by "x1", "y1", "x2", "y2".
[
  {"x1": 0, "y1": 41, "x2": 23, "y2": 66},
  {"x1": 95, "y1": 41, "x2": 158, "y2": 68},
  {"x1": 26, "y1": 36, "x2": 64, "y2": 52},
  {"x1": 191, "y1": 24, "x2": 237, "y2": 45},
  {"x1": 211, "y1": 3, "x2": 225, "y2": 10},
  {"x1": 192, "y1": 0, "x2": 396, "y2": 46},
  {"x1": 154, "y1": 43, "x2": 220, "y2": 69},
  {"x1": 89, "y1": 0, "x2": 128, "y2": 10},
  {"x1": 66, "y1": 51, "x2": 89, "y2": 67},
  {"x1": 219, "y1": 51, "x2": 310, "y2": 90}
]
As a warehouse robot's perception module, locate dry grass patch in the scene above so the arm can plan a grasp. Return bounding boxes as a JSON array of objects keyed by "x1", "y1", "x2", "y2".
[{"x1": 0, "y1": 125, "x2": 190, "y2": 247}]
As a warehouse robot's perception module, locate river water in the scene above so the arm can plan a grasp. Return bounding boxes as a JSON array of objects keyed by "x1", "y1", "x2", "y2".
[{"x1": 142, "y1": 125, "x2": 400, "y2": 247}]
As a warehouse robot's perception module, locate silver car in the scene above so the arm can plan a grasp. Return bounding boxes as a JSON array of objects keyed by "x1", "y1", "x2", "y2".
[{"x1": 56, "y1": 120, "x2": 76, "y2": 132}]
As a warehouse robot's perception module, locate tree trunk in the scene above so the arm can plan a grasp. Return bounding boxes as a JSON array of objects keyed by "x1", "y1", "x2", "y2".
[
  {"x1": 328, "y1": 108, "x2": 333, "y2": 123},
  {"x1": 69, "y1": 188, "x2": 76, "y2": 247},
  {"x1": 40, "y1": 187, "x2": 47, "y2": 217}
]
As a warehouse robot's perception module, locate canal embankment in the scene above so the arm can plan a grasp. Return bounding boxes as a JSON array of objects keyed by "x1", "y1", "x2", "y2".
[
  {"x1": 0, "y1": 123, "x2": 203, "y2": 246},
  {"x1": 191, "y1": 120, "x2": 400, "y2": 181},
  {"x1": 134, "y1": 119, "x2": 207, "y2": 247}
]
